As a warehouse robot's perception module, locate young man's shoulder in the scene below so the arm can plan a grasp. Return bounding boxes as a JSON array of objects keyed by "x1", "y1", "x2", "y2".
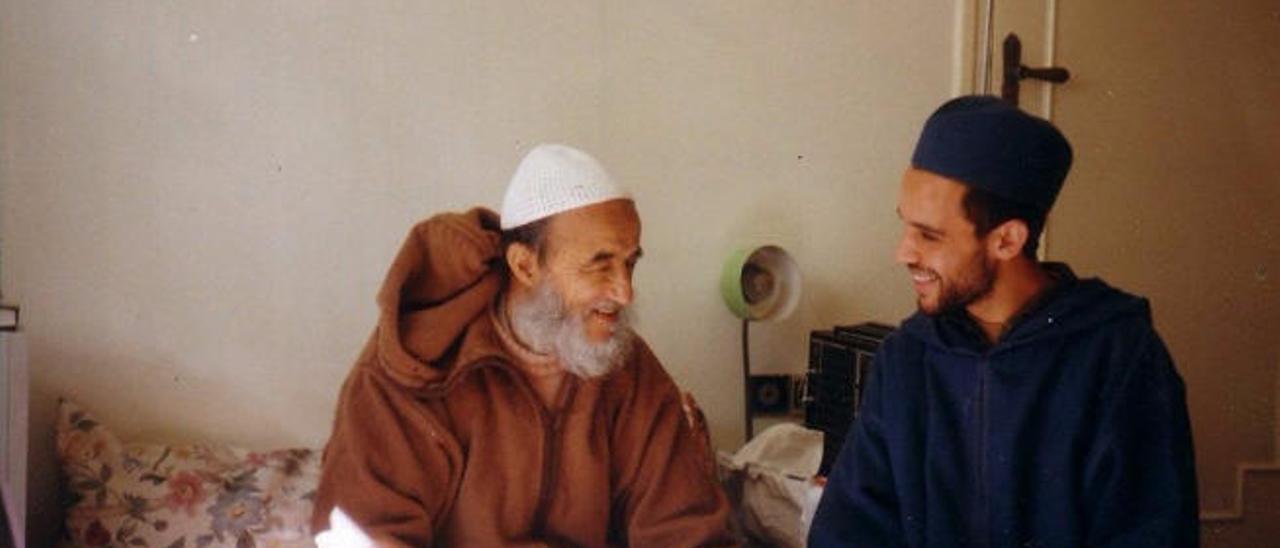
[{"x1": 1050, "y1": 276, "x2": 1160, "y2": 341}]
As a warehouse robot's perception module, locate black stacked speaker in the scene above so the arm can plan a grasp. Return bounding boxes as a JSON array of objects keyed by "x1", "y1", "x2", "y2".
[{"x1": 804, "y1": 322, "x2": 895, "y2": 476}]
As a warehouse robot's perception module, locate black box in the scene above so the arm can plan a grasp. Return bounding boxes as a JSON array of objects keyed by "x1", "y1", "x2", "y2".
[{"x1": 805, "y1": 322, "x2": 894, "y2": 476}]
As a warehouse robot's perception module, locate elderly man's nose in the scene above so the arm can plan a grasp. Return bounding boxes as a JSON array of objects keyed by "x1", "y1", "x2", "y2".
[{"x1": 610, "y1": 273, "x2": 634, "y2": 306}]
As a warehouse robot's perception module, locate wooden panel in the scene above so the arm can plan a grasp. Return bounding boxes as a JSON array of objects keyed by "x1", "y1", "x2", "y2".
[{"x1": 0, "y1": 333, "x2": 26, "y2": 548}]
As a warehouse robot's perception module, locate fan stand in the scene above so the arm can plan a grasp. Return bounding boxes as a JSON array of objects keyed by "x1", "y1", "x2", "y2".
[{"x1": 741, "y1": 318, "x2": 753, "y2": 442}]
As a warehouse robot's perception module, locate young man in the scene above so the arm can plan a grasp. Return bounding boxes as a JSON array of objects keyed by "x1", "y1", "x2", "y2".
[
  {"x1": 312, "y1": 144, "x2": 735, "y2": 546},
  {"x1": 809, "y1": 96, "x2": 1199, "y2": 547}
]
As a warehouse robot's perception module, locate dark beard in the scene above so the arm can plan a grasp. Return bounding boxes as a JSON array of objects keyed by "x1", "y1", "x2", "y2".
[{"x1": 927, "y1": 252, "x2": 997, "y2": 316}]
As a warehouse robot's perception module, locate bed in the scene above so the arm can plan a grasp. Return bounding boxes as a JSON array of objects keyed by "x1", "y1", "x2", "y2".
[{"x1": 57, "y1": 400, "x2": 822, "y2": 547}]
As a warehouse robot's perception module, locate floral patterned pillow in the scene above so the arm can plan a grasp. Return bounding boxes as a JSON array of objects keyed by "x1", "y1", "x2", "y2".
[{"x1": 56, "y1": 400, "x2": 320, "y2": 547}]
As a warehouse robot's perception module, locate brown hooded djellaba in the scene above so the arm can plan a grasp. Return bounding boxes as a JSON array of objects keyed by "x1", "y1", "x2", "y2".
[{"x1": 311, "y1": 208, "x2": 736, "y2": 547}]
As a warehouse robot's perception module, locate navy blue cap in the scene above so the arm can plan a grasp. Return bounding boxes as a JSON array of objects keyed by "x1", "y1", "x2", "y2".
[{"x1": 911, "y1": 95, "x2": 1072, "y2": 213}]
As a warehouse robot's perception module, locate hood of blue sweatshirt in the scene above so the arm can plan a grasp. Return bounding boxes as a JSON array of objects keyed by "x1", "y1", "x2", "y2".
[{"x1": 898, "y1": 263, "x2": 1152, "y2": 358}]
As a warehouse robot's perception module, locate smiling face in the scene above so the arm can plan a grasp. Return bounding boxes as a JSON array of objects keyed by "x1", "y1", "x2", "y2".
[
  {"x1": 895, "y1": 168, "x2": 997, "y2": 315},
  {"x1": 505, "y1": 199, "x2": 643, "y2": 377},
  {"x1": 536, "y1": 198, "x2": 643, "y2": 342}
]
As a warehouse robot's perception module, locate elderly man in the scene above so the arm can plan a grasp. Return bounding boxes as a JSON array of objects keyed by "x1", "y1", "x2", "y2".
[
  {"x1": 312, "y1": 144, "x2": 735, "y2": 546},
  {"x1": 809, "y1": 97, "x2": 1199, "y2": 547}
]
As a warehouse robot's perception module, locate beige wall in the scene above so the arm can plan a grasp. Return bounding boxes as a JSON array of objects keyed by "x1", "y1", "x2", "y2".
[
  {"x1": 0, "y1": 1, "x2": 958, "y2": 543},
  {"x1": 597, "y1": 1, "x2": 955, "y2": 448}
]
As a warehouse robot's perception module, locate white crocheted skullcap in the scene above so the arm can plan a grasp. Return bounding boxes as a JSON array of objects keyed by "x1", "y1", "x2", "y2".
[{"x1": 500, "y1": 143, "x2": 631, "y2": 230}]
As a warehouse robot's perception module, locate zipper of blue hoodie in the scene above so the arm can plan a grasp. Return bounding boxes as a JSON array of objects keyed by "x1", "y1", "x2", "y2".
[{"x1": 975, "y1": 355, "x2": 990, "y2": 548}]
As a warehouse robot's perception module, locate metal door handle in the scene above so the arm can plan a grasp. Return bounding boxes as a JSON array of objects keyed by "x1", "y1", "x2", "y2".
[{"x1": 1002, "y1": 33, "x2": 1071, "y2": 106}]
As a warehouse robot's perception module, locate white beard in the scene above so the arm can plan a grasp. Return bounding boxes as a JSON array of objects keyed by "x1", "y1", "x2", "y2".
[{"x1": 510, "y1": 281, "x2": 635, "y2": 379}]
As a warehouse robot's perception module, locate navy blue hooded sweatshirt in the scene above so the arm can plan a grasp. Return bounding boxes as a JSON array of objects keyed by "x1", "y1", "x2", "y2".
[{"x1": 809, "y1": 267, "x2": 1199, "y2": 547}]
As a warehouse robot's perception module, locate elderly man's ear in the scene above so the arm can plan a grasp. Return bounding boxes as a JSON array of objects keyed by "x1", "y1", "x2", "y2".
[{"x1": 506, "y1": 242, "x2": 541, "y2": 288}]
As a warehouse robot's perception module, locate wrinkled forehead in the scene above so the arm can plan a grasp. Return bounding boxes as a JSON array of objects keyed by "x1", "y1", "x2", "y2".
[{"x1": 543, "y1": 199, "x2": 641, "y2": 258}]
